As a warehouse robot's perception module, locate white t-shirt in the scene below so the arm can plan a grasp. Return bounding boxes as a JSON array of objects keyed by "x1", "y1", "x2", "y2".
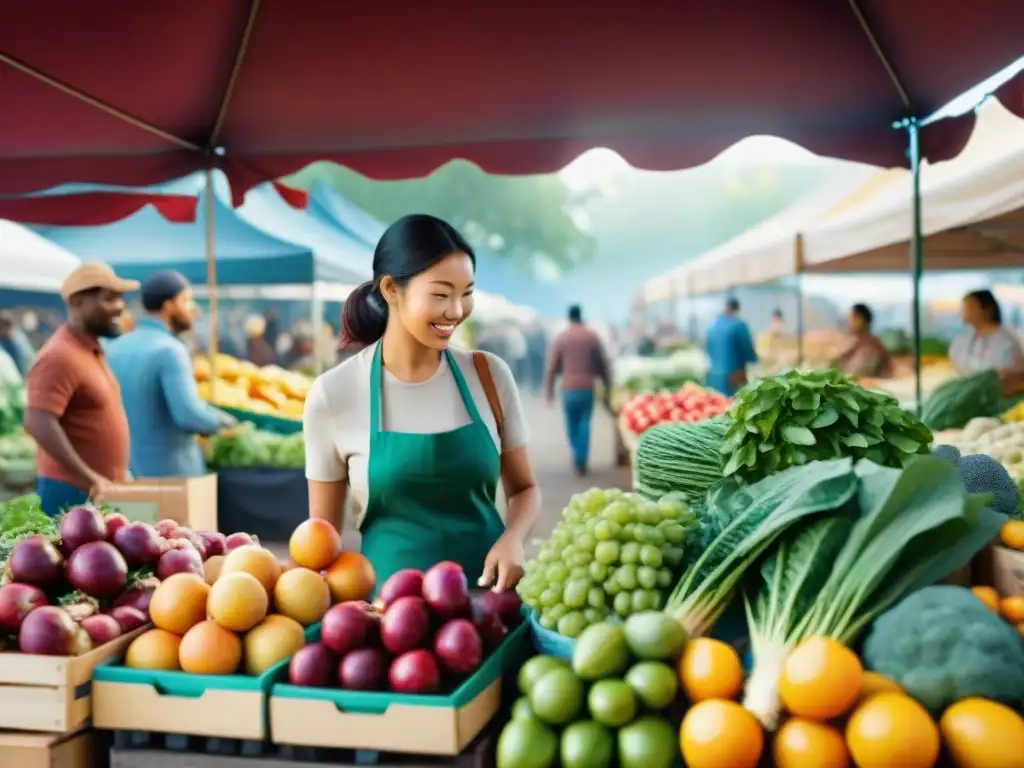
[{"x1": 304, "y1": 343, "x2": 529, "y2": 526}]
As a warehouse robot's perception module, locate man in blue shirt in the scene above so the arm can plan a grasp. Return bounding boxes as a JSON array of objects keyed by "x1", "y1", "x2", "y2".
[
  {"x1": 705, "y1": 298, "x2": 758, "y2": 396},
  {"x1": 107, "y1": 271, "x2": 235, "y2": 477}
]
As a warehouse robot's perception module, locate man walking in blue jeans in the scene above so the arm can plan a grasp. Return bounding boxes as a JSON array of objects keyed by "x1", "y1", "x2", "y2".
[{"x1": 545, "y1": 306, "x2": 611, "y2": 476}]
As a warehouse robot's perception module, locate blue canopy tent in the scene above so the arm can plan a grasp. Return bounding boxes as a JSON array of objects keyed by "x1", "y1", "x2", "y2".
[
  {"x1": 34, "y1": 172, "x2": 372, "y2": 371},
  {"x1": 306, "y1": 182, "x2": 567, "y2": 318}
]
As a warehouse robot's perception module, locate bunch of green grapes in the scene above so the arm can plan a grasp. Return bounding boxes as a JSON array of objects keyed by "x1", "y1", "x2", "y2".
[{"x1": 516, "y1": 487, "x2": 696, "y2": 639}]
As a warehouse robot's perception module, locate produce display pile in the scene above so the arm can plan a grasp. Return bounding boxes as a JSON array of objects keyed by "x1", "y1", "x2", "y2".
[
  {"x1": 0, "y1": 498, "x2": 260, "y2": 656},
  {"x1": 618, "y1": 383, "x2": 731, "y2": 436},
  {"x1": 720, "y1": 368, "x2": 932, "y2": 482},
  {"x1": 203, "y1": 422, "x2": 304, "y2": 470},
  {"x1": 194, "y1": 353, "x2": 310, "y2": 419},
  {"x1": 507, "y1": 367, "x2": 1024, "y2": 768},
  {"x1": 517, "y1": 489, "x2": 695, "y2": 637},
  {"x1": 0, "y1": 384, "x2": 34, "y2": 491}
]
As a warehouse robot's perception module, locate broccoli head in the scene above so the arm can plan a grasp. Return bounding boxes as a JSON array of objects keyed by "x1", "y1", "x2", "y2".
[
  {"x1": 862, "y1": 585, "x2": 1024, "y2": 713},
  {"x1": 931, "y1": 444, "x2": 961, "y2": 468},
  {"x1": 957, "y1": 453, "x2": 1019, "y2": 518}
]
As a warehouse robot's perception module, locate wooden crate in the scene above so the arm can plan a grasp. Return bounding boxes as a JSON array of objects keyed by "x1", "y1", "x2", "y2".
[
  {"x1": 0, "y1": 727, "x2": 102, "y2": 768},
  {"x1": 0, "y1": 628, "x2": 145, "y2": 733},
  {"x1": 107, "y1": 716, "x2": 499, "y2": 768}
]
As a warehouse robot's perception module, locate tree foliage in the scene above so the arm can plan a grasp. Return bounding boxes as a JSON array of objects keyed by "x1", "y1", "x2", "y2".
[{"x1": 288, "y1": 161, "x2": 596, "y2": 271}]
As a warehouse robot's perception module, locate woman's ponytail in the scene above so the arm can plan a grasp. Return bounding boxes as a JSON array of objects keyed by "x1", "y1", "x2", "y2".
[{"x1": 340, "y1": 281, "x2": 388, "y2": 348}]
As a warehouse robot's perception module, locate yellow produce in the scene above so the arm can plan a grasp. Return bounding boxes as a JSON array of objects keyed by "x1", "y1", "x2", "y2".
[
  {"x1": 193, "y1": 353, "x2": 313, "y2": 419},
  {"x1": 846, "y1": 693, "x2": 940, "y2": 768},
  {"x1": 679, "y1": 699, "x2": 763, "y2": 768},
  {"x1": 678, "y1": 638, "x2": 743, "y2": 703},
  {"x1": 773, "y1": 718, "x2": 850, "y2": 768},
  {"x1": 778, "y1": 637, "x2": 863, "y2": 721},
  {"x1": 1000, "y1": 520, "x2": 1024, "y2": 550},
  {"x1": 999, "y1": 595, "x2": 1024, "y2": 624},
  {"x1": 857, "y1": 671, "x2": 902, "y2": 704},
  {"x1": 971, "y1": 586, "x2": 1000, "y2": 612},
  {"x1": 940, "y1": 697, "x2": 1024, "y2": 768}
]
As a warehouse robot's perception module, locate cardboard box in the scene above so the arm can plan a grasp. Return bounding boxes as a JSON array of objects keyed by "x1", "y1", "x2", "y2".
[
  {"x1": 105, "y1": 474, "x2": 217, "y2": 532},
  {"x1": 0, "y1": 728, "x2": 100, "y2": 768},
  {"x1": 0, "y1": 628, "x2": 144, "y2": 733},
  {"x1": 991, "y1": 545, "x2": 1024, "y2": 596}
]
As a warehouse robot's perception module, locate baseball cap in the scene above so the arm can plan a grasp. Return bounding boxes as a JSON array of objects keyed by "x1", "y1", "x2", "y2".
[
  {"x1": 140, "y1": 270, "x2": 190, "y2": 311},
  {"x1": 60, "y1": 263, "x2": 140, "y2": 302}
]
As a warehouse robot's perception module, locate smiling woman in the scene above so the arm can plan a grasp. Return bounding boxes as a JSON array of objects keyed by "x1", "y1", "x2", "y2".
[{"x1": 304, "y1": 215, "x2": 541, "y2": 594}]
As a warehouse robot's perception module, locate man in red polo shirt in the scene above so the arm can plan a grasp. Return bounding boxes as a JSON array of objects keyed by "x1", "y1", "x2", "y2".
[{"x1": 24, "y1": 263, "x2": 139, "y2": 517}]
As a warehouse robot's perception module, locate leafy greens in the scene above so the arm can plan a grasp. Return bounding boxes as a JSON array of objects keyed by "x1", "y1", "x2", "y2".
[
  {"x1": 741, "y1": 455, "x2": 1004, "y2": 730},
  {"x1": 721, "y1": 369, "x2": 932, "y2": 484}
]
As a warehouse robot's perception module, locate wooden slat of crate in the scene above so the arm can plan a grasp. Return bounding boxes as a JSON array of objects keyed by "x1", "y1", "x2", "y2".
[
  {"x1": 0, "y1": 727, "x2": 101, "y2": 768},
  {"x1": 0, "y1": 627, "x2": 145, "y2": 733}
]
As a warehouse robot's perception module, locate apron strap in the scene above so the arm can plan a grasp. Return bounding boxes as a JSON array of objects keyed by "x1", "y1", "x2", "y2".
[
  {"x1": 369, "y1": 342, "x2": 383, "y2": 435},
  {"x1": 472, "y1": 351, "x2": 505, "y2": 443}
]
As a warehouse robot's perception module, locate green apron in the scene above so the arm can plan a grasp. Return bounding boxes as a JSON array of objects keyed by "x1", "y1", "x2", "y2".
[{"x1": 360, "y1": 344, "x2": 506, "y2": 590}]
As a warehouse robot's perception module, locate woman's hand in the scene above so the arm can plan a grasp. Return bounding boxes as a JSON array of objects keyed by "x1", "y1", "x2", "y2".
[{"x1": 479, "y1": 532, "x2": 525, "y2": 592}]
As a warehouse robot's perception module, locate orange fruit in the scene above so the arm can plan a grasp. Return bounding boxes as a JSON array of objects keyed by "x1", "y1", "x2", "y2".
[
  {"x1": 846, "y1": 693, "x2": 939, "y2": 768},
  {"x1": 203, "y1": 555, "x2": 224, "y2": 585},
  {"x1": 323, "y1": 551, "x2": 376, "y2": 604},
  {"x1": 941, "y1": 697, "x2": 1024, "y2": 768},
  {"x1": 243, "y1": 614, "x2": 305, "y2": 676},
  {"x1": 857, "y1": 670, "x2": 902, "y2": 704},
  {"x1": 1018, "y1": 622, "x2": 1024, "y2": 638},
  {"x1": 999, "y1": 519, "x2": 1024, "y2": 550},
  {"x1": 208, "y1": 571, "x2": 269, "y2": 632},
  {"x1": 778, "y1": 637, "x2": 862, "y2": 720},
  {"x1": 178, "y1": 620, "x2": 242, "y2": 675},
  {"x1": 124, "y1": 628, "x2": 182, "y2": 671},
  {"x1": 288, "y1": 519, "x2": 342, "y2": 571},
  {"x1": 679, "y1": 699, "x2": 763, "y2": 768},
  {"x1": 999, "y1": 595, "x2": 1024, "y2": 624},
  {"x1": 971, "y1": 586, "x2": 1000, "y2": 612},
  {"x1": 677, "y1": 638, "x2": 743, "y2": 703},
  {"x1": 273, "y1": 567, "x2": 331, "y2": 625},
  {"x1": 148, "y1": 573, "x2": 210, "y2": 635},
  {"x1": 219, "y1": 545, "x2": 282, "y2": 596},
  {"x1": 773, "y1": 718, "x2": 850, "y2": 768}
]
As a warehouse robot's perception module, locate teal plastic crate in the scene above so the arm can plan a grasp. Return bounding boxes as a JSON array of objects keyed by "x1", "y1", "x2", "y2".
[
  {"x1": 91, "y1": 623, "x2": 320, "y2": 740},
  {"x1": 267, "y1": 616, "x2": 531, "y2": 754}
]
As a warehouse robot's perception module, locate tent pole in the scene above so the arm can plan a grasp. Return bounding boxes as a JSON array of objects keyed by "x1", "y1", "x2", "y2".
[
  {"x1": 905, "y1": 119, "x2": 923, "y2": 414},
  {"x1": 795, "y1": 234, "x2": 806, "y2": 368},
  {"x1": 204, "y1": 169, "x2": 219, "y2": 400}
]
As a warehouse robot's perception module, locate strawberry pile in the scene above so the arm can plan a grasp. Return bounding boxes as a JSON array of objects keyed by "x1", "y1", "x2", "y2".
[{"x1": 620, "y1": 383, "x2": 731, "y2": 436}]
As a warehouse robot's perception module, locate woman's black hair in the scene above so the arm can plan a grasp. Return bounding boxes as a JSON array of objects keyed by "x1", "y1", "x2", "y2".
[
  {"x1": 341, "y1": 214, "x2": 475, "y2": 347},
  {"x1": 965, "y1": 289, "x2": 1002, "y2": 325},
  {"x1": 851, "y1": 302, "x2": 873, "y2": 326}
]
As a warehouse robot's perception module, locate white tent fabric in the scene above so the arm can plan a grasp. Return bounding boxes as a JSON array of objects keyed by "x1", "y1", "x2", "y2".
[
  {"x1": 0, "y1": 219, "x2": 80, "y2": 292},
  {"x1": 801, "y1": 100, "x2": 1024, "y2": 273},
  {"x1": 638, "y1": 164, "x2": 880, "y2": 302}
]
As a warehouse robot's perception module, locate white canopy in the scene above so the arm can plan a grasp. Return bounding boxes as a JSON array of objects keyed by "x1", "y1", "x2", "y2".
[
  {"x1": 638, "y1": 164, "x2": 880, "y2": 301},
  {"x1": 0, "y1": 219, "x2": 81, "y2": 292},
  {"x1": 640, "y1": 99, "x2": 1024, "y2": 302},
  {"x1": 801, "y1": 99, "x2": 1024, "y2": 273}
]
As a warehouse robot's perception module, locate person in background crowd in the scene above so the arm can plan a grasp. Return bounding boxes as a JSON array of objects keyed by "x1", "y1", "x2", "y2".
[
  {"x1": 305, "y1": 214, "x2": 539, "y2": 591},
  {"x1": 833, "y1": 303, "x2": 893, "y2": 378},
  {"x1": 705, "y1": 298, "x2": 758, "y2": 396},
  {"x1": 502, "y1": 321, "x2": 528, "y2": 384},
  {"x1": 0, "y1": 311, "x2": 27, "y2": 375},
  {"x1": 263, "y1": 306, "x2": 280, "y2": 351},
  {"x1": 546, "y1": 305, "x2": 612, "y2": 476},
  {"x1": 524, "y1": 320, "x2": 548, "y2": 394},
  {"x1": 24, "y1": 264, "x2": 138, "y2": 516},
  {"x1": 244, "y1": 314, "x2": 277, "y2": 367},
  {"x1": 949, "y1": 289, "x2": 1024, "y2": 374},
  {"x1": 0, "y1": 345, "x2": 21, "y2": 387},
  {"x1": 107, "y1": 271, "x2": 235, "y2": 478}
]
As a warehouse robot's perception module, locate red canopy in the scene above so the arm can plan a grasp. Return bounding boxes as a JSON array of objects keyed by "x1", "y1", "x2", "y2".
[{"x1": 2, "y1": 0, "x2": 1023, "y2": 203}]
